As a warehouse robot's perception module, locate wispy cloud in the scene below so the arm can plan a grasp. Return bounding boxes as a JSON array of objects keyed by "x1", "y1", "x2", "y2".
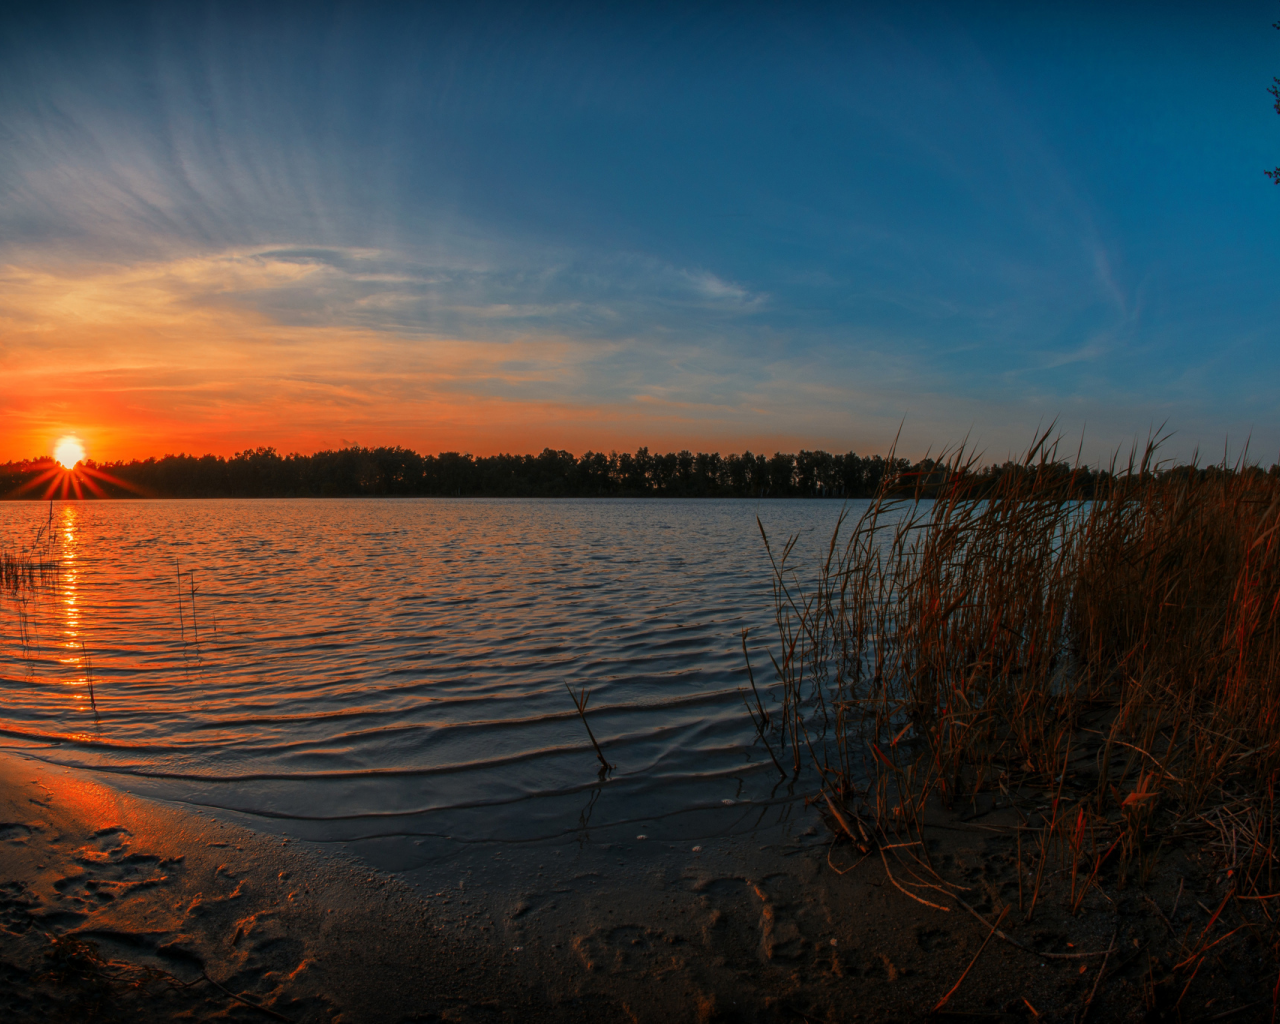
[
  {"x1": 0, "y1": 248, "x2": 801, "y2": 459},
  {"x1": 2, "y1": 4, "x2": 1277, "y2": 464},
  {"x1": 2, "y1": 247, "x2": 1248, "y2": 466}
]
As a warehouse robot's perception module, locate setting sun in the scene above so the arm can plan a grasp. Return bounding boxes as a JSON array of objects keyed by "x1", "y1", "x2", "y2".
[{"x1": 54, "y1": 436, "x2": 86, "y2": 468}]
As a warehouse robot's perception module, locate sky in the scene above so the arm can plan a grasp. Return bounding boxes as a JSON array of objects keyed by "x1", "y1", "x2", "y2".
[{"x1": 1, "y1": 1, "x2": 1278, "y2": 465}]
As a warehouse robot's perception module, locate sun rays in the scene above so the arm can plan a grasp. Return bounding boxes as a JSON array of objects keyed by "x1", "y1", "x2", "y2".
[{"x1": 16, "y1": 453, "x2": 144, "y2": 501}]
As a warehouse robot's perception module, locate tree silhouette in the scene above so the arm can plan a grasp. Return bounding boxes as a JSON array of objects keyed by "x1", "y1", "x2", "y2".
[{"x1": 1269, "y1": 16, "x2": 1280, "y2": 183}]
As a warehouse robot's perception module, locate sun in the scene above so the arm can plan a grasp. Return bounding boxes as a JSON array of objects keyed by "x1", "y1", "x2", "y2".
[{"x1": 54, "y1": 436, "x2": 86, "y2": 468}]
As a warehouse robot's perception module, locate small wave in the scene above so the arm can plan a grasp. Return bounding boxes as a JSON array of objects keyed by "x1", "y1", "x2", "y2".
[{"x1": 0, "y1": 497, "x2": 850, "y2": 841}]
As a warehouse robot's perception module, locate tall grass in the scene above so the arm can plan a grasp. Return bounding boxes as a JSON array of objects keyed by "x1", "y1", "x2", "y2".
[
  {"x1": 2, "y1": 514, "x2": 60, "y2": 656},
  {"x1": 1, "y1": 549, "x2": 39, "y2": 594},
  {"x1": 752, "y1": 430, "x2": 1280, "y2": 906}
]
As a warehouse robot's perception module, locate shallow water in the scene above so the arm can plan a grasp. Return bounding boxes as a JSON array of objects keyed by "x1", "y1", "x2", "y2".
[{"x1": 0, "y1": 499, "x2": 857, "y2": 859}]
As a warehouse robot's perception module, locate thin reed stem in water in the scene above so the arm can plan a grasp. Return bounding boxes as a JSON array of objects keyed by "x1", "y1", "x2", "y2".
[
  {"x1": 176, "y1": 559, "x2": 185, "y2": 645},
  {"x1": 566, "y1": 684, "x2": 613, "y2": 773},
  {"x1": 190, "y1": 570, "x2": 199, "y2": 648},
  {"x1": 740, "y1": 628, "x2": 786, "y2": 777},
  {"x1": 81, "y1": 640, "x2": 98, "y2": 721}
]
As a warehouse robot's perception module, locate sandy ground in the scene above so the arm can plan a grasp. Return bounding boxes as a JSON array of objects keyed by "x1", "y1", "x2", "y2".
[{"x1": 1, "y1": 749, "x2": 1270, "y2": 1023}]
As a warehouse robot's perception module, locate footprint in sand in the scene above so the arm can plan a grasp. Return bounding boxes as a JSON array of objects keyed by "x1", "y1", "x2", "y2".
[
  {"x1": 0, "y1": 880, "x2": 40, "y2": 934},
  {"x1": 214, "y1": 909, "x2": 313, "y2": 1011},
  {"x1": 571, "y1": 924, "x2": 664, "y2": 973},
  {"x1": 752, "y1": 883, "x2": 806, "y2": 961},
  {"x1": 0, "y1": 821, "x2": 35, "y2": 844},
  {"x1": 52, "y1": 826, "x2": 174, "y2": 914}
]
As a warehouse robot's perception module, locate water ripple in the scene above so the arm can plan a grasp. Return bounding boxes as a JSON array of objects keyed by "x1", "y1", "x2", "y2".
[{"x1": 0, "y1": 498, "x2": 855, "y2": 842}]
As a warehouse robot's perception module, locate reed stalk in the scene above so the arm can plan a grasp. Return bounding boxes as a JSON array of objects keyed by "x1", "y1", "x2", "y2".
[
  {"x1": 81, "y1": 640, "x2": 98, "y2": 720},
  {"x1": 749, "y1": 430, "x2": 1280, "y2": 985},
  {"x1": 2, "y1": 521, "x2": 60, "y2": 660},
  {"x1": 566, "y1": 683, "x2": 613, "y2": 772}
]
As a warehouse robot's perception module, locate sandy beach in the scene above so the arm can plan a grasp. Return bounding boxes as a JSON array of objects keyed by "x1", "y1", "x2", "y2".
[
  {"x1": 0, "y1": 748, "x2": 1061, "y2": 1022},
  {"x1": 8, "y1": 744, "x2": 1266, "y2": 1022}
]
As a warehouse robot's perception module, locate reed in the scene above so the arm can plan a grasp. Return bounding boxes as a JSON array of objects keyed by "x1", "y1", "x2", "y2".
[
  {"x1": 751, "y1": 430, "x2": 1280, "y2": 1006},
  {"x1": 1, "y1": 546, "x2": 57, "y2": 596},
  {"x1": 1, "y1": 549, "x2": 32, "y2": 594},
  {"x1": 81, "y1": 640, "x2": 99, "y2": 720},
  {"x1": 2, "y1": 521, "x2": 60, "y2": 658},
  {"x1": 174, "y1": 559, "x2": 208, "y2": 665},
  {"x1": 566, "y1": 683, "x2": 613, "y2": 773}
]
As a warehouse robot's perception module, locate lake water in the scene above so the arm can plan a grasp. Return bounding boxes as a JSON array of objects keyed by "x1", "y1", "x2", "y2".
[{"x1": 0, "y1": 499, "x2": 855, "y2": 864}]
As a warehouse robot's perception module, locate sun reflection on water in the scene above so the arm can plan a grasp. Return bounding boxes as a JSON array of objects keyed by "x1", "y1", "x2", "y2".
[
  {"x1": 1, "y1": 498, "x2": 850, "y2": 843},
  {"x1": 54, "y1": 505, "x2": 92, "y2": 706}
]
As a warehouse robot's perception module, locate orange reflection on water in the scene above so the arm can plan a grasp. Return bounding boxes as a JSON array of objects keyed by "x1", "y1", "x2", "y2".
[{"x1": 53, "y1": 505, "x2": 93, "y2": 708}]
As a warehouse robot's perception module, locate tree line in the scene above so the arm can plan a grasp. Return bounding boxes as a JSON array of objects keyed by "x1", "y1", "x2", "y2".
[
  {"x1": 2, "y1": 445, "x2": 1275, "y2": 500},
  {"x1": 2, "y1": 446, "x2": 907, "y2": 498}
]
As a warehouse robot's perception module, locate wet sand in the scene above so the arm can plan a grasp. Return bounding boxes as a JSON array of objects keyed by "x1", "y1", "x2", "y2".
[{"x1": 0, "y1": 749, "x2": 1264, "y2": 1022}]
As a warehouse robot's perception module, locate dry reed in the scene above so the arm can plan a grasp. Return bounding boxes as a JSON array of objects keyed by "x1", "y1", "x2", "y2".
[
  {"x1": 2, "y1": 516, "x2": 60, "y2": 658},
  {"x1": 750, "y1": 429, "x2": 1280, "y2": 1010},
  {"x1": 567, "y1": 683, "x2": 613, "y2": 773}
]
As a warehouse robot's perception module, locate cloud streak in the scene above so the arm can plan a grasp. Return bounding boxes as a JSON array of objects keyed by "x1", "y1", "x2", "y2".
[
  {"x1": 1, "y1": 245, "x2": 1260, "y2": 466},
  {"x1": 1, "y1": 3, "x2": 1277, "y2": 464}
]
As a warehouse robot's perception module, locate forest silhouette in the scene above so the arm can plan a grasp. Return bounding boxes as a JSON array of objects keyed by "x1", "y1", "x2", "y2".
[{"x1": 5, "y1": 444, "x2": 1270, "y2": 500}]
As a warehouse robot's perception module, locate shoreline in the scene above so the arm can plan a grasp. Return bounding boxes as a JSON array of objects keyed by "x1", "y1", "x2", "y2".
[
  {"x1": 5, "y1": 749, "x2": 1258, "y2": 1022},
  {"x1": 0, "y1": 748, "x2": 525, "y2": 1022}
]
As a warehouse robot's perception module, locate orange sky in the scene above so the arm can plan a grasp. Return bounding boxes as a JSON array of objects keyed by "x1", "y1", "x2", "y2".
[
  {"x1": 2, "y1": 7, "x2": 1278, "y2": 471},
  {"x1": 2, "y1": 247, "x2": 1248, "y2": 468},
  {"x1": 0, "y1": 251, "x2": 949, "y2": 464}
]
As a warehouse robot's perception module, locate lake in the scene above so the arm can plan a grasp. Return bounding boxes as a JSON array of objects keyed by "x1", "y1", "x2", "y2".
[{"x1": 0, "y1": 499, "x2": 855, "y2": 866}]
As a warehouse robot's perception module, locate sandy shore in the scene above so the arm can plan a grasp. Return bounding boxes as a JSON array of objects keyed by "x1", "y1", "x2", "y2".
[
  {"x1": 1, "y1": 748, "x2": 1266, "y2": 1022},
  {"x1": 0, "y1": 749, "x2": 526, "y2": 1021}
]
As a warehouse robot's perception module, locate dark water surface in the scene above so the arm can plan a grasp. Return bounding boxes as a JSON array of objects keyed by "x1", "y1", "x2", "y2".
[{"x1": 1, "y1": 499, "x2": 855, "y2": 865}]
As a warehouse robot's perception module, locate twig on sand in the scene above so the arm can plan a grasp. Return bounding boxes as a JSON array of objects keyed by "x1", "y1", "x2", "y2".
[
  {"x1": 201, "y1": 971, "x2": 295, "y2": 1023},
  {"x1": 1077, "y1": 931, "x2": 1117, "y2": 1022},
  {"x1": 822, "y1": 791, "x2": 951, "y2": 910},
  {"x1": 953, "y1": 894, "x2": 1114, "y2": 960},
  {"x1": 879, "y1": 845, "x2": 951, "y2": 912},
  {"x1": 822, "y1": 790, "x2": 871, "y2": 854},
  {"x1": 1142, "y1": 893, "x2": 1174, "y2": 935},
  {"x1": 825, "y1": 789, "x2": 1121, "y2": 964},
  {"x1": 931, "y1": 905, "x2": 1009, "y2": 1015},
  {"x1": 1205, "y1": 1000, "x2": 1266, "y2": 1021},
  {"x1": 566, "y1": 683, "x2": 613, "y2": 772}
]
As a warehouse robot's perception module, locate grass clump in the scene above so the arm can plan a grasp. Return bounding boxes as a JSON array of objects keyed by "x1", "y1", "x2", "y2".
[
  {"x1": 2, "y1": 516, "x2": 60, "y2": 659},
  {"x1": 1, "y1": 549, "x2": 51, "y2": 596},
  {"x1": 751, "y1": 428, "x2": 1280, "y2": 1015},
  {"x1": 2, "y1": 508, "x2": 58, "y2": 598}
]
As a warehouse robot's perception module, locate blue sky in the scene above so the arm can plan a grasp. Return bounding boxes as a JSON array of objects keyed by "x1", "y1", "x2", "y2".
[{"x1": 1, "y1": 1, "x2": 1277, "y2": 462}]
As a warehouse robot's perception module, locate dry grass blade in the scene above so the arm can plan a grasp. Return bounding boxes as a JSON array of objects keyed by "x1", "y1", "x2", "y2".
[
  {"x1": 741, "y1": 628, "x2": 786, "y2": 776},
  {"x1": 81, "y1": 640, "x2": 99, "y2": 720},
  {"x1": 200, "y1": 971, "x2": 296, "y2": 1022},
  {"x1": 931, "y1": 906, "x2": 1009, "y2": 1014},
  {"x1": 1077, "y1": 931, "x2": 1117, "y2": 1022}
]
